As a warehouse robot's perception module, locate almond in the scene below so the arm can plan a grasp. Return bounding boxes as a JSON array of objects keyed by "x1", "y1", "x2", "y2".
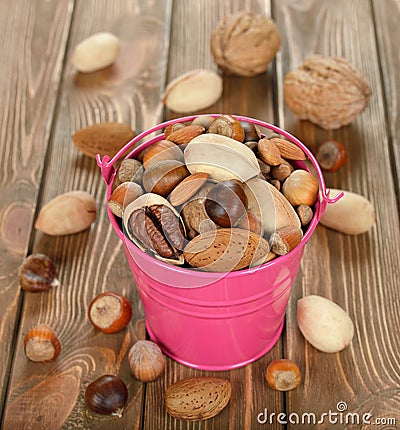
[
  {"x1": 257, "y1": 138, "x2": 282, "y2": 166},
  {"x1": 270, "y1": 137, "x2": 307, "y2": 160},
  {"x1": 166, "y1": 125, "x2": 205, "y2": 145},
  {"x1": 169, "y1": 172, "x2": 208, "y2": 206},
  {"x1": 165, "y1": 377, "x2": 231, "y2": 421},
  {"x1": 183, "y1": 228, "x2": 270, "y2": 272},
  {"x1": 72, "y1": 122, "x2": 135, "y2": 158}
]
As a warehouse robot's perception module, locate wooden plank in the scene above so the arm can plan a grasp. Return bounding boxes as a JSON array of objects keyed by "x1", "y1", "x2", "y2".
[
  {"x1": 2, "y1": 0, "x2": 172, "y2": 428},
  {"x1": 373, "y1": 0, "x2": 400, "y2": 199},
  {"x1": 273, "y1": 0, "x2": 400, "y2": 427},
  {"x1": 144, "y1": 1, "x2": 285, "y2": 429},
  {"x1": 0, "y1": 0, "x2": 74, "y2": 418}
]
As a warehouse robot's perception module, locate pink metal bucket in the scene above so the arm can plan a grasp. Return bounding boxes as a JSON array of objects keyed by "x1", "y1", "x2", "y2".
[{"x1": 97, "y1": 115, "x2": 341, "y2": 371}]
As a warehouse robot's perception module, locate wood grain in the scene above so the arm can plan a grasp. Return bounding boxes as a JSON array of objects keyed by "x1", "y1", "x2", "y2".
[
  {"x1": 0, "y1": 0, "x2": 74, "y2": 419},
  {"x1": 373, "y1": 0, "x2": 400, "y2": 200},
  {"x1": 274, "y1": 0, "x2": 400, "y2": 427},
  {"x1": 2, "y1": 0, "x2": 172, "y2": 428},
  {"x1": 145, "y1": 1, "x2": 284, "y2": 429}
]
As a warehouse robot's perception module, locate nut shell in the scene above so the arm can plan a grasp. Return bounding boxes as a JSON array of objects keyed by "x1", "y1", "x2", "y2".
[
  {"x1": 183, "y1": 228, "x2": 269, "y2": 272},
  {"x1": 19, "y1": 254, "x2": 60, "y2": 292},
  {"x1": 184, "y1": 133, "x2": 260, "y2": 182},
  {"x1": 165, "y1": 377, "x2": 231, "y2": 421},
  {"x1": 35, "y1": 190, "x2": 97, "y2": 236},
  {"x1": 88, "y1": 292, "x2": 132, "y2": 334},
  {"x1": 297, "y1": 295, "x2": 354, "y2": 353},
  {"x1": 211, "y1": 11, "x2": 280, "y2": 77},
  {"x1": 128, "y1": 340, "x2": 166, "y2": 382},
  {"x1": 284, "y1": 55, "x2": 371, "y2": 130},
  {"x1": 282, "y1": 170, "x2": 319, "y2": 207},
  {"x1": 142, "y1": 160, "x2": 189, "y2": 196},
  {"x1": 162, "y1": 69, "x2": 223, "y2": 113},
  {"x1": 24, "y1": 324, "x2": 61, "y2": 362}
]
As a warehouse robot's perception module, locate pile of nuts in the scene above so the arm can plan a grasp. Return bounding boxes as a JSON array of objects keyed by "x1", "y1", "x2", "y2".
[{"x1": 108, "y1": 114, "x2": 319, "y2": 272}]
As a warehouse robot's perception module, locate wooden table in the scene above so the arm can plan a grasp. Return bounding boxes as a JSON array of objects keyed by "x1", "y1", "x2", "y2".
[{"x1": 1, "y1": 1, "x2": 399, "y2": 429}]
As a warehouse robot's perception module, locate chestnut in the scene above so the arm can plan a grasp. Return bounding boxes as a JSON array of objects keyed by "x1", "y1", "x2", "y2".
[
  {"x1": 85, "y1": 375, "x2": 128, "y2": 416},
  {"x1": 88, "y1": 292, "x2": 132, "y2": 334},
  {"x1": 24, "y1": 324, "x2": 61, "y2": 362},
  {"x1": 19, "y1": 254, "x2": 60, "y2": 292},
  {"x1": 205, "y1": 180, "x2": 248, "y2": 227}
]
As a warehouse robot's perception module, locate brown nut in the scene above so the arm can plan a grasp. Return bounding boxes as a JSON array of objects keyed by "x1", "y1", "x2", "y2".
[
  {"x1": 241, "y1": 121, "x2": 260, "y2": 143},
  {"x1": 128, "y1": 340, "x2": 166, "y2": 382},
  {"x1": 270, "y1": 160, "x2": 294, "y2": 182},
  {"x1": 19, "y1": 254, "x2": 60, "y2": 292},
  {"x1": 269, "y1": 226, "x2": 303, "y2": 255},
  {"x1": 282, "y1": 170, "x2": 319, "y2": 207},
  {"x1": 265, "y1": 359, "x2": 301, "y2": 391},
  {"x1": 124, "y1": 197, "x2": 186, "y2": 264},
  {"x1": 165, "y1": 124, "x2": 205, "y2": 145},
  {"x1": 296, "y1": 204, "x2": 314, "y2": 226},
  {"x1": 142, "y1": 140, "x2": 184, "y2": 169},
  {"x1": 165, "y1": 377, "x2": 231, "y2": 421},
  {"x1": 142, "y1": 160, "x2": 189, "y2": 196},
  {"x1": 88, "y1": 292, "x2": 132, "y2": 334},
  {"x1": 236, "y1": 210, "x2": 263, "y2": 235},
  {"x1": 169, "y1": 172, "x2": 209, "y2": 207},
  {"x1": 117, "y1": 158, "x2": 143, "y2": 183},
  {"x1": 207, "y1": 115, "x2": 245, "y2": 142},
  {"x1": 34, "y1": 190, "x2": 97, "y2": 236},
  {"x1": 72, "y1": 122, "x2": 135, "y2": 158},
  {"x1": 284, "y1": 55, "x2": 371, "y2": 130},
  {"x1": 315, "y1": 140, "x2": 347, "y2": 172},
  {"x1": 108, "y1": 182, "x2": 143, "y2": 218},
  {"x1": 205, "y1": 180, "x2": 248, "y2": 227},
  {"x1": 269, "y1": 137, "x2": 307, "y2": 161},
  {"x1": 211, "y1": 11, "x2": 281, "y2": 77},
  {"x1": 24, "y1": 324, "x2": 61, "y2": 362},
  {"x1": 257, "y1": 138, "x2": 283, "y2": 166}
]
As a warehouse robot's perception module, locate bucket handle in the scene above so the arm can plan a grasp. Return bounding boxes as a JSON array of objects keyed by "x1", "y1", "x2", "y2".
[{"x1": 96, "y1": 114, "x2": 344, "y2": 213}]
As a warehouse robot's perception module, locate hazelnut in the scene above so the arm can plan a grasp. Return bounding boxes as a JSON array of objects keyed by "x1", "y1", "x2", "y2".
[
  {"x1": 128, "y1": 340, "x2": 166, "y2": 382},
  {"x1": 19, "y1": 254, "x2": 60, "y2": 292},
  {"x1": 282, "y1": 170, "x2": 319, "y2": 207},
  {"x1": 265, "y1": 359, "x2": 301, "y2": 391},
  {"x1": 24, "y1": 324, "x2": 61, "y2": 362},
  {"x1": 88, "y1": 292, "x2": 132, "y2": 334},
  {"x1": 316, "y1": 140, "x2": 347, "y2": 172}
]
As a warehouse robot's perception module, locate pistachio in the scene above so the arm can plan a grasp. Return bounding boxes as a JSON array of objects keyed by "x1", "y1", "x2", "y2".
[
  {"x1": 35, "y1": 191, "x2": 96, "y2": 235},
  {"x1": 162, "y1": 69, "x2": 223, "y2": 113},
  {"x1": 184, "y1": 133, "x2": 260, "y2": 182}
]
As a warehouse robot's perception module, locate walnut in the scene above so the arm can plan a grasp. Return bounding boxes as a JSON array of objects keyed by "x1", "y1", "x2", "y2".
[
  {"x1": 283, "y1": 55, "x2": 371, "y2": 130},
  {"x1": 210, "y1": 11, "x2": 280, "y2": 77}
]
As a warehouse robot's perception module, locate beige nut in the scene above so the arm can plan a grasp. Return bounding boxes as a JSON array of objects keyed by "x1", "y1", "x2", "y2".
[
  {"x1": 284, "y1": 55, "x2": 371, "y2": 130},
  {"x1": 35, "y1": 191, "x2": 96, "y2": 235},
  {"x1": 211, "y1": 11, "x2": 280, "y2": 77}
]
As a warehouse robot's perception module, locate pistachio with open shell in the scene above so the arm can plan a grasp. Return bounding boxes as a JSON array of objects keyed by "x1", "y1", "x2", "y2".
[
  {"x1": 123, "y1": 193, "x2": 186, "y2": 265},
  {"x1": 184, "y1": 133, "x2": 260, "y2": 182}
]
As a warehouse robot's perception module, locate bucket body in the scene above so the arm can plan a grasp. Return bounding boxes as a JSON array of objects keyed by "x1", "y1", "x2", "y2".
[{"x1": 98, "y1": 115, "x2": 341, "y2": 370}]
